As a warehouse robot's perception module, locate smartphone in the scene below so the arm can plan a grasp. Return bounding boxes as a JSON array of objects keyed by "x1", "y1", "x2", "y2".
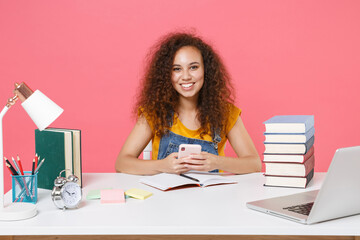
[{"x1": 178, "y1": 144, "x2": 201, "y2": 159}]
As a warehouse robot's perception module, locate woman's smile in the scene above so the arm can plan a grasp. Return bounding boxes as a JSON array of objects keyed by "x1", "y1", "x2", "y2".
[{"x1": 180, "y1": 82, "x2": 195, "y2": 90}]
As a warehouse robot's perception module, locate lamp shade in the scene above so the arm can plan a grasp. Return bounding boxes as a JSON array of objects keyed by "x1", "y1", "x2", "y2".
[{"x1": 21, "y1": 90, "x2": 64, "y2": 130}]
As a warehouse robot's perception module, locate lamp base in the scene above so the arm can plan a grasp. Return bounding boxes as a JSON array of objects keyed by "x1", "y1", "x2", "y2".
[{"x1": 0, "y1": 203, "x2": 37, "y2": 221}]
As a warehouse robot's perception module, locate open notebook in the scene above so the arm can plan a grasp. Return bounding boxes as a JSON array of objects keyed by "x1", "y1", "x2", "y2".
[{"x1": 139, "y1": 173, "x2": 238, "y2": 191}]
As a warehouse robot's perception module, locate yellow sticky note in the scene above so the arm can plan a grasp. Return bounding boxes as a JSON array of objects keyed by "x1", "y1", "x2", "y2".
[{"x1": 125, "y1": 188, "x2": 153, "y2": 200}]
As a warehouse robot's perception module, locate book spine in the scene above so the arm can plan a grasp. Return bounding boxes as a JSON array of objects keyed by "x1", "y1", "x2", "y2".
[
  {"x1": 304, "y1": 168, "x2": 314, "y2": 187},
  {"x1": 305, "y1": 136, "x2": 315, "y2": 152},
  {"x1": 303, "y1": 154, "x2": 315, "y2": 176},
  {"x1": 305, "y1": 116, "x2": 315, "y2": 132}
]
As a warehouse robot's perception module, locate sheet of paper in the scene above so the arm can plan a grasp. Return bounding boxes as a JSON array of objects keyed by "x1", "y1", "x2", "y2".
[
  {"x1": 100, "y1": 189, "x2": 125, "y2": 204},
  {"x1": 86, "y1": 189, "x2": 101, "y2": 200}
]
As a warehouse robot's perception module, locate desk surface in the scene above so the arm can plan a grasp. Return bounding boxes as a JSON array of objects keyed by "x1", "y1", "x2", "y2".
[{"x1": 1, "y1": 172, "x2": 360, "y2": 236}]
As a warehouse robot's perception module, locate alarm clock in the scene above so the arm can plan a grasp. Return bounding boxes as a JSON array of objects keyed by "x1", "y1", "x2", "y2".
[{"x1": 51, "y1": 169, "x2": 82, "y2": 210}]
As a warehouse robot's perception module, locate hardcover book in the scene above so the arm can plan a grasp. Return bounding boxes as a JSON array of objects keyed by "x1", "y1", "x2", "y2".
[
  {"x1": 49, "y1": 128, "x2": 82, "y2": 187},
  {"x1": 263, "y1": 146, "x2": 314, "y2": 163},
  {"x1": 264, "y1": 154, "x2": 315, "y2": 177},
  {"x1": 264, "y1": 115, "x2": 314, "y2": 133},
  {"x1": 264, "y1": 136, "x2": 314, "y2": 154},
  {"x1": 35, "y1": 128, "x2": 82, "y2": 190},
  {"x1": 264, "y1": 127, "x2": 315, "y2": 143},
  {"x1": 264, "y1": 169, "x2": 314, "y2": 188}
]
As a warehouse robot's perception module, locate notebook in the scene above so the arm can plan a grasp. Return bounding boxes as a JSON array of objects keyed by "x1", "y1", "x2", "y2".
[
  {"x1": 139, "y1": 173, "x2": 237, "y2": 191},
  {"x1": 246, "y1": 146, "x2": 360, "y2": 224}
]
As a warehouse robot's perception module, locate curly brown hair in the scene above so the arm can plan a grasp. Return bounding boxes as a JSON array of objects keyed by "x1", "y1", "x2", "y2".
[{"x1": 134, "y1": 32, "x2": 235, "y2": 138}]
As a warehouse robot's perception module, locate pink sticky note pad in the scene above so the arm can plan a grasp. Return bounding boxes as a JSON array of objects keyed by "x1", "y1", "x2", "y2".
[{"x1": 100, "y1": 189, "x2": 125, "y2": 204}]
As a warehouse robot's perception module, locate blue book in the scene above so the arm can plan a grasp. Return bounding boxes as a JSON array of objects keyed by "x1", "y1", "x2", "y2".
[
  {"x1": 264, "y1": 136, "x2": 315, "y2": 154},
  {"x1": 264, "y1": 127, "x2": 315, "y2": 143},
  {"x1": 264, "y1": 115, "x2": 314, "y2": 133}
]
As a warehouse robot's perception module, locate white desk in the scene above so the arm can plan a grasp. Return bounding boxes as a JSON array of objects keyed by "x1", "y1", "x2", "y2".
[{"x1": 1, "y1": 173, "x2": 360, "y2": 240}]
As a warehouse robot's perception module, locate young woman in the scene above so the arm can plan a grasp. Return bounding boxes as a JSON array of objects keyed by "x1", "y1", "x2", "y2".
[{"x1": 115, "y1": 32, "x2": 261, "y2": 175}]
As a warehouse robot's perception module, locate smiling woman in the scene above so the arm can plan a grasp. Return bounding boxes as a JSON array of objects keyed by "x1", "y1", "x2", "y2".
[{"x1": 115, "y1": 32, "x2": 261, "y2": 175}]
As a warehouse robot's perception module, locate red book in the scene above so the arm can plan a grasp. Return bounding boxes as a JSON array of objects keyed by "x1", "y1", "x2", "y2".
[{"x1": 264, "y1": 154, "x2": 315, "y2": 177}]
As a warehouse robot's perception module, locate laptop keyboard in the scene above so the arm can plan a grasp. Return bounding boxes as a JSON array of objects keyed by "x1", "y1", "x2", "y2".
[{"x1": 283, "y1": 202, "x2": 314, "y2": 216}]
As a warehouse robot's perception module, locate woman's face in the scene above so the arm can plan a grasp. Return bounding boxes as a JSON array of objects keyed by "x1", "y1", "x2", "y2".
[{"x1": 171, "y1": 46, "x2": 204, "y2": 101}]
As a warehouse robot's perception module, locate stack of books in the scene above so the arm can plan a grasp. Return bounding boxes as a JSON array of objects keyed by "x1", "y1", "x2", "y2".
[{"x1": 263, "y1": 115, "x2": 315, "y2": 188}]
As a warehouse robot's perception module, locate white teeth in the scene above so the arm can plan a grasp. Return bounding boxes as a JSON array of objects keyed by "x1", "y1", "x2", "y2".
[{"x1": 181, "y1": 83, "x2": 194, "y2": 88}]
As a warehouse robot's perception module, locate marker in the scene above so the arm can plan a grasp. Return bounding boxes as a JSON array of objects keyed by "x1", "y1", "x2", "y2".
[{"x1": 180, "y1": 173, "x2": 200, "y2": 182}]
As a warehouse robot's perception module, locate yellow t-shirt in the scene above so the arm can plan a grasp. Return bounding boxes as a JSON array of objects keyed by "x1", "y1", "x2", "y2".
[{"x1": 144, "y1": 103, "x2": 241, "y2": 160}]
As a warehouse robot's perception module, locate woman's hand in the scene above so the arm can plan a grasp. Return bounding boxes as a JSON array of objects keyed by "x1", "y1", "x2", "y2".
[
  {"x1": 182, "y1": 152, "x2": 220, "y2": 172},
  {"x1": 159, "y1": 152, "x2": 190, "y2": 174}
]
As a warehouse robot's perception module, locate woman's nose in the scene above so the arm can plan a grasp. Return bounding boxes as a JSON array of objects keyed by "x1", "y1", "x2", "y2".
[{"x1": 182, "y1": 70, "x2": 191, "y2": 80}]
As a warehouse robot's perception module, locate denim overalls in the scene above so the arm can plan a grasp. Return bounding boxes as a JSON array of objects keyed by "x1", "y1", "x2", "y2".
[{"x1": 157, "y1": 113, "x2": 222, "y2": 173}]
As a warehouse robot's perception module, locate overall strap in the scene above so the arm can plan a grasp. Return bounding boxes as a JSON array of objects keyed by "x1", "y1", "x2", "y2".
[{"x1": 211, "y1": 127, "x2": 222, "y2": 150}]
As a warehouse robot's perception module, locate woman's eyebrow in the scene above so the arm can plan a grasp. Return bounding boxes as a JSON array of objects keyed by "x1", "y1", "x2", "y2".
[{"x1": 172, "y1": 62, "x2": 200, "y2": 67}]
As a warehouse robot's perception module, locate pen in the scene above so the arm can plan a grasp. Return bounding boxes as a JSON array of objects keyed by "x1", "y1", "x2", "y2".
[
  {"x1": 16, "y1": 155, "x2": 24, "y2": 175},
  {"x1": 34, "y1": 158, "x2": 45, "y2": 173},
  {"x1": 180, "y1": 173, "x2": 200, "y2": 182}
]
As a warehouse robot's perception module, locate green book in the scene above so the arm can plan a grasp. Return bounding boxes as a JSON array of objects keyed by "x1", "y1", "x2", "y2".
[{"x1": 35, "y1": 128, "x2": 82, "y2": 190}]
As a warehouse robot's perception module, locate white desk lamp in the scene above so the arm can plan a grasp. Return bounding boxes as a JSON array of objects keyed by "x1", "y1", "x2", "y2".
[{"x1": 0, "y1": 82, "x2": 63, "y2": 221}]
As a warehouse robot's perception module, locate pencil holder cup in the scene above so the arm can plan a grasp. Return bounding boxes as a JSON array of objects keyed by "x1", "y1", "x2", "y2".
[{"x1": 12, "y1": 171, "x2": 38, "y2": 204}]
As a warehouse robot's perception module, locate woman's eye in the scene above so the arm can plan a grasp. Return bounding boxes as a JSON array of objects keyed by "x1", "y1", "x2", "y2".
[
  {"x1": 190, "y1": 65, "x2": 199, "y2": 70},
  {"x1": 173, "y1": 67, "x2": 181, "y2": 72}
]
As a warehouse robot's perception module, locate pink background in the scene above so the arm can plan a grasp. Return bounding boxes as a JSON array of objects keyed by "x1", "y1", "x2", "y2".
[{"x1": 1, "y1": 0, "x2": 359, "y2": 191}]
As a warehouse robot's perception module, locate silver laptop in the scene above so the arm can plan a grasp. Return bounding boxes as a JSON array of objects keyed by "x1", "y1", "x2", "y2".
[{"x1": 246, "y1": 146, "x2": 360, "y2": 224}]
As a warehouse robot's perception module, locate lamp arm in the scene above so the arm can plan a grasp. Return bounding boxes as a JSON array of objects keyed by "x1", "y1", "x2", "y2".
[
  {"x1": 0, "y1": 105, "x2": 10, "y2": 209},
  {"x1": 0, "y1": 84, "x2": 29, "y2": 208}
]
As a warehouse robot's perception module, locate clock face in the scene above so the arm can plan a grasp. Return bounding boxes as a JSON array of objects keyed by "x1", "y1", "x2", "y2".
[{"x1": 60, "y1": 182, "x2": 82, "y2": 208}]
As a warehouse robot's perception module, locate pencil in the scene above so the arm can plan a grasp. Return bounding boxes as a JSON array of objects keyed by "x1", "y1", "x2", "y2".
[
  {"x1": 180, "y1": 173, "x2": 200, "y2": 182},
  {"x1": 5, "y1": 159, "x2": 18, "y2": 175},
  {"x1": 35, "y1": 153, "x2": 38, "y2": 169},
  {"x1": 31, "y1": 158, "x2": 35, "y2": 175},
  {"x1": 5, "y1": 162, "x2": 15, "y2": 175},
  {"x1": 11, "y1": 157, "x2": 21, "y2": 175},
  {"x1": 16, "y1": 155, "x2": 24, "y2": 175},
  {"x1": 34, "y1": 158, "x2": 45, "y2": 173},
  {"x1": 4, "y1": 157, "x2": 13, "y2": 175}
]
